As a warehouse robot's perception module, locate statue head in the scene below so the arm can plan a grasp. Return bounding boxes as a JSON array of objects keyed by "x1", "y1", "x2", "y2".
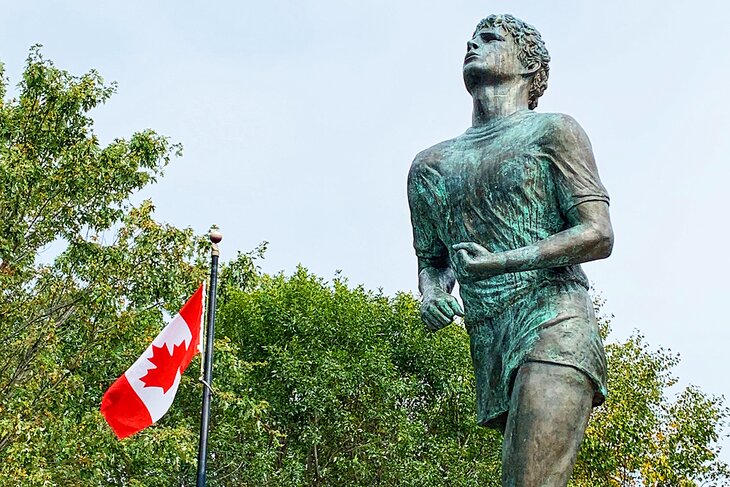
[{"x1": 464, "y1": 14, "x2": 550, "y2": 110}]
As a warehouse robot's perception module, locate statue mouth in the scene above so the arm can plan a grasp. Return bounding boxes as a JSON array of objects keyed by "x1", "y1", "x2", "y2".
[{"x1": 464, "y1": 53, "x2": 479, "y2": 63}]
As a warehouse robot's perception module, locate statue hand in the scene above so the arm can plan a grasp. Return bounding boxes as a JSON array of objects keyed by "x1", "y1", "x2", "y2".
[
  {"x1": 420, "y1": 289, "x2": 464, "y2": 332},
  {"x1": 452, "y1": 242, "x2": 506, "y2": 282}
]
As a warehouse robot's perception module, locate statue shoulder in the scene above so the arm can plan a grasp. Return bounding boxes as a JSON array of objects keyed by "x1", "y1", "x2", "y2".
[
  {"x1": 407, "y1": 138, "x2": 457, "y2": 196},
  {"x1": 410, "y1": 138, "x2": 458, "y2": 172},
  {"x1": 533, "y1": 112, "x2": 592, "y2": 149},
  {"x1": 531, "y1": 111, "x2": 583, "y2": 131}
]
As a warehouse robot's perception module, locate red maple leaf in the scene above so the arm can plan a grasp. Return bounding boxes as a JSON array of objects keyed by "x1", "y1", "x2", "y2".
[{"x1": 140, "y1": 342, "x2": 189, "y2": 393}]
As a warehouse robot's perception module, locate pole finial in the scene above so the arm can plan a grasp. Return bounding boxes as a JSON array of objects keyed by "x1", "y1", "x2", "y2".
[{"x1": 209, "y1": 228, "x2": 222, "y2": 257}]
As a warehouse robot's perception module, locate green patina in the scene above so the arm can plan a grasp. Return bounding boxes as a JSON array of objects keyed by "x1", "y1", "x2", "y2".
[{"x1": 408, "y1": 109, "x2": 608, "y2": 427}]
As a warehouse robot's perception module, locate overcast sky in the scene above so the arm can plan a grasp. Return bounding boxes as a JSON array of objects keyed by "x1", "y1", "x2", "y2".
[{"x1": 3, "y1": 0, "x2": 729, "y2": 460}]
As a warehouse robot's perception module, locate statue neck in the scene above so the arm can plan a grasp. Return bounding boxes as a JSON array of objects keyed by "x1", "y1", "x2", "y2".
[{"x1": 470, "y1": 82, "x2": 531, "y2": 127}]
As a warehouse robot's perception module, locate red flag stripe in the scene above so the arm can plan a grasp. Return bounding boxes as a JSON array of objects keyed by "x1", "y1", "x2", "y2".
[{"x1": 100, "y1": 374, "x2": 152, "y2": 439}]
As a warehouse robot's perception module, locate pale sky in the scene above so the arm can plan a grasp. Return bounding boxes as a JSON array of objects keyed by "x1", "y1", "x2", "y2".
[{"x1": 3, "y1": 0, "x2": 729, "y2": 460}]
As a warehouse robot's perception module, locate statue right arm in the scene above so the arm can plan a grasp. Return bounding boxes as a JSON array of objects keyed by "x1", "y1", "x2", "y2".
[{"x1": 408, "y1": 157, "x2": 463, "y2": 331}]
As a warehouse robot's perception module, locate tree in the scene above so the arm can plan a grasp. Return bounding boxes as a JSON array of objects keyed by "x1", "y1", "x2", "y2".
[
  {"x1": 573, "y1": 305, "x2": 730, "y2": 486},
  {"x1": 214, "y1": 262, "x2": 503, "y2": 486},
  {"x1": 0, "y1": 47, "x2": 211, "y2": 485}
]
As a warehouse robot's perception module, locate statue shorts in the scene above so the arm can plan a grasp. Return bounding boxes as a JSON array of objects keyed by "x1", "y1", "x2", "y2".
[{"x1": 466, "y1": 280, "x2": 606, "y2": 429}]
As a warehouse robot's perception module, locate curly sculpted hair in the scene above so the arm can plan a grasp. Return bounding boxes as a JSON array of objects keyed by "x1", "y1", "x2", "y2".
[{"x1": 474, "y1": 14, "x2": 550, "y2": 110}]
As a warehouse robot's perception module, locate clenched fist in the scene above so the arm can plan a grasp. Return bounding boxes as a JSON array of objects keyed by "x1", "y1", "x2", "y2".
[{"x1": 420, "y1": 288, "x2": 464, "y2": 332}]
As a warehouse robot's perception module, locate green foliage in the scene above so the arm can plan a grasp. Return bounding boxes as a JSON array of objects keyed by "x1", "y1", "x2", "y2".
[
  {"x1": 0, "y1": 47, "x2": 215, "y2": 485},
  {"x1": 573, "y1": 324, "x2": 730, "y2": 486},
  {"x1": 214, "y1": 266, "x2": 502, "y2": 486}
]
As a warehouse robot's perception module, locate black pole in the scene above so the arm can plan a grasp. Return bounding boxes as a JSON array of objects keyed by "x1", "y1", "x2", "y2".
[{"x1": 196, "y1": 230, "x2": 221, "y2": 487}]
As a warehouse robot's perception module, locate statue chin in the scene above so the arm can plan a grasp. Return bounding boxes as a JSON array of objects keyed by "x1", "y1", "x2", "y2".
[{"x1": 462, "y1": 67, "x2": 484, "y2": 94}]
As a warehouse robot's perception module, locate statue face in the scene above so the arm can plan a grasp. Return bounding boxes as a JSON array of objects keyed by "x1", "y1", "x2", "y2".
[{"x1": 463, "y1": 25, "x2": 527, "y2": 93}]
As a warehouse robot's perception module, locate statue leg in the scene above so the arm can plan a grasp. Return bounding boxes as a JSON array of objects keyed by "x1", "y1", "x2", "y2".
[{"x1": 501, "y1": 361, "x2": 593, "y2": 487}]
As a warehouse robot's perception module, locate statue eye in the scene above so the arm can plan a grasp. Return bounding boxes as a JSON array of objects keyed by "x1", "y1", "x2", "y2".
[{"x1": 479, "y1": 32, "x2": 503, "y2": 43}]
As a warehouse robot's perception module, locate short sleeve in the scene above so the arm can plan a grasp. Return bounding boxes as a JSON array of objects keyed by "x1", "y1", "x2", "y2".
[
  {"x1": 542, "y1": 114, "x2": 609, "y2": 216},
  {"x1": 407, "y1": 160, "x2": 448, "y2": 269}
]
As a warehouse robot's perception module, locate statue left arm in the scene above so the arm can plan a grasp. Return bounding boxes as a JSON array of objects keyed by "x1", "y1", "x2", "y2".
[{"x1": 452, "y1": 200, "x2": 613, "y2": 281}]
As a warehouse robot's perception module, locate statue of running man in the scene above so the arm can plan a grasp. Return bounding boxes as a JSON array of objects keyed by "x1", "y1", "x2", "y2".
[{"x1": 407, "y1": 14, "x2": 614, "y2": 486}]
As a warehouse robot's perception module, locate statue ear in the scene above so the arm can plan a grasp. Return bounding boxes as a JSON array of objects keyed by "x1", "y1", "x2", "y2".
[{"x1": 523, "y1": 61, "x2": 540, "y2": 76}]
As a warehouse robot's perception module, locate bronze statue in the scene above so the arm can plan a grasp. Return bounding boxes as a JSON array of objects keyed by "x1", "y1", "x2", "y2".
[{"x1": 407, "y1": 14, "x2": 613, "y2": 486}]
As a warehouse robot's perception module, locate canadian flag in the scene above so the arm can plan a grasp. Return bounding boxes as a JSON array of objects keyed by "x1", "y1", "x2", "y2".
[{"x1": 101, "y1": 285, "x2": 205, "y2": 439}]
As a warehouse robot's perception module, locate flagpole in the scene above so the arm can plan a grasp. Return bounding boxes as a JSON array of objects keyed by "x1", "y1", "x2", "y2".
[{"x1": 196, "y1": 229, "x2": 221, "y2": 487}]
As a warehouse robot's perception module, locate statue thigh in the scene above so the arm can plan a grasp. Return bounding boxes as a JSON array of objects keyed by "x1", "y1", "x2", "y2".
[{"x1": 501, "y1": 361, "x2": 594, "y2": 487}]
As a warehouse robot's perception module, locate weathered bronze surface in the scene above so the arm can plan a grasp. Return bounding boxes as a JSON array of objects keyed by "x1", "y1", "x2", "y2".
[{"x1": 407, "y1": 14, "x2": 613, "y2": 486}]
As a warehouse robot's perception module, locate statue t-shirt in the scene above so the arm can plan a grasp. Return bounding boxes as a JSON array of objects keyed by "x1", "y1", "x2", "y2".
[{"x1": 407, "y1": 109, "x2": 609, "y2": 427}]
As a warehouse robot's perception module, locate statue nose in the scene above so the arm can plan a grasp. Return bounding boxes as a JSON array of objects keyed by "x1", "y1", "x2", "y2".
[{"x1": 467, "y1": 39, "x2": 479, "y2": 51}]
